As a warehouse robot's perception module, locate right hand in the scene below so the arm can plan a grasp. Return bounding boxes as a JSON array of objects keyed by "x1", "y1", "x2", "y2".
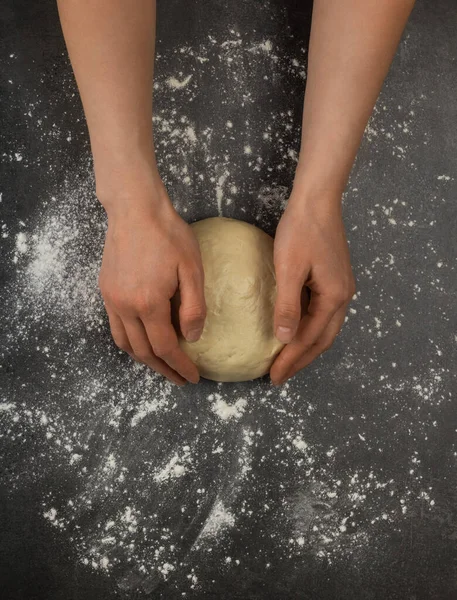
[{"x1": 98, "y1": 179, "x2": 206, "y2": 386}]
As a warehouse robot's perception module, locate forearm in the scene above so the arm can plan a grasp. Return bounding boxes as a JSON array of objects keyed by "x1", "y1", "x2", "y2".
[
  {"x1": 57, "y1": 0, "x2": 157, "y2": 207},
  {"x1": 293, "y1": 0, "x2": 415, "y2": 203}
]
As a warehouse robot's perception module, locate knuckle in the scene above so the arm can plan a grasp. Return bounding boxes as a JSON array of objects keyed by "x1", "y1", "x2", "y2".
[
  {"x1": 112, "y1": 337, "x2": 129, "y2": 352},
  {"x1": 133, "y1": 294, "x2": 157, "y2": 316},
  {"x1": 102, "y1": 286, "x2": 159, "y2": 316},
  {"x1": 99, "y1": 283, "x2": 118, "y2": 306},
  {"x1": 114, "y1": 298, "x2": 131, "y2": 313},
  {"x1": 326, "y1": 285, "x2": 348, "y2": 307},
  {"x1": 278, "y1": 302, "x2": 300, "y2": 322},
  {"x1": 327, "y1": 276, "x2": 356, "y2": 306},
  {"x1": 180, "y1": 304, "x2": 206, "y2": 324},
  {"x1": 103, "y1": 289, "x2": 131, "y2": 313},
  {"x1": 318, "y1": 339, "x2": 334, "y2": 353},
  {"x1": 136, "y1": 351, "x2": 154, "y2": 364}
]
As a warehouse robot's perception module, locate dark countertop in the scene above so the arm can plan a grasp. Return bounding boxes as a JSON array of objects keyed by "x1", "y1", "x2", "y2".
[{"x1": 1, "y1": 1, "x2": 456, "y2": 598}]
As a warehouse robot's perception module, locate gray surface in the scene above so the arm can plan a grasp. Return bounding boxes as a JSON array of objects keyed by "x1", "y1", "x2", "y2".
[{"x1": 1, "y1": 1, "x2": 456, "y2": 598}]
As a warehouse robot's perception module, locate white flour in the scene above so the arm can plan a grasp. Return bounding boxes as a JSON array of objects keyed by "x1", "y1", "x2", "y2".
[
  {"x1": 167, "y1": 74, "x2": 193, "y2": 89},
  {"x1": 154, "y1": 447, "x2": 192, "y2": 482},
  {"x1": 199, "y1": 500, "x2": 235, "y2": 538},
  {"x1": 210, "y1": 395, "x2": 247, "y2": 421}
]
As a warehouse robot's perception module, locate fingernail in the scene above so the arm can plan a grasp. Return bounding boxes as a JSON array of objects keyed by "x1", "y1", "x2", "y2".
[
  {"x1": 276, "y1": 326, "x2": 294, "y2": 344},
  {"x1": 185, "y1": 329, "x2": 202, "y2": 343}
]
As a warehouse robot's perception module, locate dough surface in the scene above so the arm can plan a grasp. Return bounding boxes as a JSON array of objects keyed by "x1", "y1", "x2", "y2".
[{"x1": 177, "y1": 217, "x2": 283, "y2": 382}]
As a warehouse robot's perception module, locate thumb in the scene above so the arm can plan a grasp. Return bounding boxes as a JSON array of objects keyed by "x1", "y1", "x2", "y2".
[
  {"x1": 178, "y1": 265, "x2": 207, "y2": 343},
  {"x1": 274, "y1": 262, "x2": 306, "y2": 344}
]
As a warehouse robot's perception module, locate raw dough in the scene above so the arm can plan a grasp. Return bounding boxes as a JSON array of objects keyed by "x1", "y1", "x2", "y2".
[{"x1": 177, "y1": 217, "x2": 283, "y2": 382}]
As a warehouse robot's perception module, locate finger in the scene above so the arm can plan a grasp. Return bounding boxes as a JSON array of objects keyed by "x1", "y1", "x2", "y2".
[
  {"x1": 124, "y1": 318, "x2": 187, "y2": 386},
  {"x1": 273, "y1": 307, "x2": 347, "y2": 385},
  {"x1": 274, "y1": 260, "x2": 307, "y2": 344},
  {"x1": 142, "y1": 306, "x2": 200, "y2": 384},
  {"x1": 107, "y1": 309, "x2": 133, "y2": 355},
  {"x1": 281, "y1": 309, "x2": 346, "y2": 382},
  {"x1": 271, "y1": 291, "x2": 341, "y2": 383},
  {"x1": 178, "y1": 263, "x2": 206, "y2": 342}
]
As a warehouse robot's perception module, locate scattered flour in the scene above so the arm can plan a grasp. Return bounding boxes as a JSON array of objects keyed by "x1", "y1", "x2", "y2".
[
  {"x1": 167, "y1": 74, "x2": 193, "y2": 89},
  {"x1": 210, "y1": 395, "x2": 247, "y2": 421},
  {"x1": 154, "y1": 447, "x2": 192, "y2": 482},
  {"x1": 200, "y1": 500, "x2": 236, "y2": 539}
]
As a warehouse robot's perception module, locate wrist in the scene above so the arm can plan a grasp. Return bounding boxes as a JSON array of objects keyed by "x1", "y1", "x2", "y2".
[
  {"x1": 93, "y1": 140, "x2": 157, "y2": 182},
  {"x1": 292, "y1": 159, "x2": 347, "y2": 197},
  {"x1": 288, "y1": 170, "x2": 343, "y2": 215},
  {"x1": 96, "y1": 160, "x2": 171, "y2": 221}
]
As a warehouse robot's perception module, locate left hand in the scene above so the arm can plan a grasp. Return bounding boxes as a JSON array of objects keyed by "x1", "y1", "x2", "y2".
[{"x1": 270, "y1": 193, "x2": 356, "y2": 385}]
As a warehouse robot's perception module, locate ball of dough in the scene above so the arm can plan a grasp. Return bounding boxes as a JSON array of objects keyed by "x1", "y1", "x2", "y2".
[{"x1": 177, "y1": 217, "x2": 283, "y2": 382}]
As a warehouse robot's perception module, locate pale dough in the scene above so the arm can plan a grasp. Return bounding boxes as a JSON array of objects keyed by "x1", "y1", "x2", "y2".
[{"x1": 177, "y1": 217, "x2": 283, "y2": 382}]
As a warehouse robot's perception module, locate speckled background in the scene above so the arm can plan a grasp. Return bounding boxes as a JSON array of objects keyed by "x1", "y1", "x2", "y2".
[{"x1": 1, "y1": 1, "x2": 456, "y2": 599}]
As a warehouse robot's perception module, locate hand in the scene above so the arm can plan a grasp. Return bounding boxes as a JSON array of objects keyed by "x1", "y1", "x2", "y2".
[
  {"x1": 270, "y1": 193, "x2": 355, "y2": 385},
  {"x1": 98, "y1": 179, "x2": 206, "y2": 386}
]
